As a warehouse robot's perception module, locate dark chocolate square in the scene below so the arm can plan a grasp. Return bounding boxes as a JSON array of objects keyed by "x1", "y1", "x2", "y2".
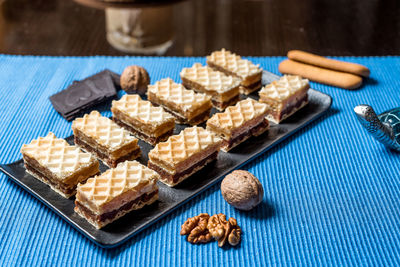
[
  {"x1": 81, "y1": 70, "x2": 118, "y2": 98},
  {"x1": 49, "y1": 69, "x2": 120, "y2": 121}
]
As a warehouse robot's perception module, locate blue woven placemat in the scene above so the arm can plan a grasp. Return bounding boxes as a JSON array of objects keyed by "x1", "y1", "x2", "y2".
[{"x1": 1, "y1": 55, "x2": 400, "y2": 266}]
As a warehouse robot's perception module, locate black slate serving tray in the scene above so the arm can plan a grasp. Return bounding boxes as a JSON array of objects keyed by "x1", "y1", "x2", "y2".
[{"x1": 0, "y1": 71, "x2": 332, "y2": 248}]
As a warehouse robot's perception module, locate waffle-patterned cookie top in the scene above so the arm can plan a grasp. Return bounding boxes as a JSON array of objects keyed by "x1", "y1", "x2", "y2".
[
  {"x1": 21, "y1": 132, "x2": 96, "y2": 179},
  {"x1": 180, "y1": 63, "x2": 241, "y2": 93},
  {"x1": 72, "y1": 111, "x2": 137, "y2": 150},
  {"x1": 77, "y1": 161, "x2": 159, "y2": 206},
  {"x1": 259, "y1": 75, "x2": 309, "y2": 100},
  {"x1": 149, "y1": 126, "x2": 221, "y2": 164},
  {"x1": 207, "y1": 49, "x2": 262, "y2": 79},
  {"x1": 207, "y1": 99, "x2": 268, "y2": 130},
  {"x1": 112, "y1": 94, "x2": 174, "y2": 125},
  {"x1": 148, "y1": 78, "x2": 211, "y2": 112}
]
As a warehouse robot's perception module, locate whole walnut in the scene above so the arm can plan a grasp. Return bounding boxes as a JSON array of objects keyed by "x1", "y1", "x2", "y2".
[
  {"x1": 120, "y1": 65, "x2": 150, "y2": 95},
  {"x1": 221, "y1": 170, "x2": 264, "y2": 211}
]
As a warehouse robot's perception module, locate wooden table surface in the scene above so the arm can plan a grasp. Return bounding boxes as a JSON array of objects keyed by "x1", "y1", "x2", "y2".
[{"x1": 0, "y1": 0, "x2": 398, "y2": 56}]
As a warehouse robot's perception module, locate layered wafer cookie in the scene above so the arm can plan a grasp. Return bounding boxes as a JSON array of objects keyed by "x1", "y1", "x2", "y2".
[
  {"x1": 180, "y1": 63, "x2": 241, "y2": 111},
  {"x1": 72, "y1": 111, "x2": 141, "y2": 168},
  {"x1": 287, "y1": 50, "x2": 370, "y2": 77},
  {"x1": 207, "y1": 49, "x2": 263, "y2": 95},
  {"x1": 207, "y1": 99, "x2": 269, "y2": 152},
  {"x1": 259, "y1": 75, "x2": 310, "y2": 123},
  {"x1": 75, "y1": 160, "x2": 159, "y2": 229},
  {"x1": 147, "y1": 78, "x2": 212, "y2": 125},
  {"x1": 279, "y1": 59, "x2": 363, "y2": 90},
  {"x1": 111, "y1": 94, "x2": 175, "y2": 146},
  {"x1": 20, "y1": 132, "x2": 100, "y2": 198},
  {"x1": 148, "y1": 126, "x2": 222, "y2": 187}
]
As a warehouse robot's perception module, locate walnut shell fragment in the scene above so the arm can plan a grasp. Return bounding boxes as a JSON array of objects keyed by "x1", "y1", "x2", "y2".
[
  {"x1": 120, "y1": 65, "x2": 150, "y2": 95},
  {"x1": 221, "y1": 170, "x2": 264, "y2": 211}
]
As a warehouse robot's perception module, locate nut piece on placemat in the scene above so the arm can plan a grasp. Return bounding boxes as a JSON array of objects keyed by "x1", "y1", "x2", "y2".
[
  {"x1": 227, "y1": 218, "x2": 241, "y2": 246},
  {"x1": 180, "y1": 213, "x2": 213, "y2": 244},
  {"x1": 180, "y1": 213, "x2": 241, "y2": 247},
  {"x1": 221, "y1": 170, "x2": 264, "y2": 211},
  {"x1": 208, "y1": 213, "x2": 241, "y2": 247},
  {"x1": 120, "y1": 65, "x2": 150, "y2": 95}
]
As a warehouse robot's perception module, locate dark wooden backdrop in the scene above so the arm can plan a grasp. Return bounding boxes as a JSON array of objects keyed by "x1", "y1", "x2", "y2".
[{"x1": 0, "y1": 0, "x2": 398, "y2": 56}]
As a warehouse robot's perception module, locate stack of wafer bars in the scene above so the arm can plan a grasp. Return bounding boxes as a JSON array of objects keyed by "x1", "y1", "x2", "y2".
[
  {"x1": 207, "y1": 99, "x2": 270, "y2": 152},
  {"x1": 111, "y1": 94, "x2": 175, "y2": 146},
  {"x1": 147, "y1": 78, "x2": 212, "y2": 125},
  {"x1": 259, "y1": 75, "x2": 309, "y2": 123},
  {"x1": 75, "y1": 160, "x2": 159, "y2": 229},
  {"x1": 148, "y1": 126, "x2": 222, "y2": 187},
  {"x1": 20, "y1": 132, "x2": 100, "y2": 198},
  {"x1": 206, "y1": 49, "x2": 263, "y2": 95},
  {"x1": 259, "y1": 75, "x2": 310, "y2": 123},
  {"x1": 180, "y1": 63, "x2": 241, "y2": 111},
  {"x1": 72, "y1": 111, "x2": 141, "y2": 168}
]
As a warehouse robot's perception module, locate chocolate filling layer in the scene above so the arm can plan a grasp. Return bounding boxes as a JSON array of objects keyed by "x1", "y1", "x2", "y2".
[
  {"x1": 246, "y1": 80, "x2": 262, "y2": 90},
  {"x1": 148, "y1": 151, "x2": 218, "y2": 184},
  {"x1": 222, "y1": 119, "x2": 269, "y2": 150},
  {"x1": 165, "y1": 107, "x2": 210, "y2": 125},
  {"x1": 113, "y1": 117, "x2": 174, "y2": 145},
  {"x1": 268, "y1": 94, "x2": 308, "y2": 122},
  {"x1": 241, "y1": 81, "x2": 262, "y2": 94},
  {"x1": 74, "y1": 137, "x2": 141, "y2": 168},
  {"x1": 75, "y1": 190, "x2": 158, "y2": 224},
  {"x1": 211, "y1": 95, "x2": 240, "y2": 110},
  {"x1": 25, "y1": 162, "x2": 76, "y2": 195}
]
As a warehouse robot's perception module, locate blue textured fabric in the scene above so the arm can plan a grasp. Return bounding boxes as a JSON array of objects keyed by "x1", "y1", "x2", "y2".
[{"x1": 1, "y1": 55, "x2": 400, "y2": 266}]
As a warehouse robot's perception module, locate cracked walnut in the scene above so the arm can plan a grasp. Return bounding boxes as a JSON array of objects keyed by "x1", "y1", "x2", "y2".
[{"x1": 180, "y1": 213, "x2": 241, "y2": 247}]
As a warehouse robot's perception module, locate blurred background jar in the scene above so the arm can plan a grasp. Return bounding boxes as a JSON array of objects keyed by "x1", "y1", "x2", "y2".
[{"x1": 105, "y1": 5, "x2": 174, "y2": 55}]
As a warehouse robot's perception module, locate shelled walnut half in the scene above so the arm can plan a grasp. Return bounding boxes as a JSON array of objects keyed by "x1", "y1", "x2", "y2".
[
  {"x1": 208, "y1": 213, "x2": 241, "y2": 247},
  {"x1": 180, "y1": 213, "x2": 241, "y2": 247},
  {"x1": 180, "y1": 213, "x2": 213, "y2": 244}
]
